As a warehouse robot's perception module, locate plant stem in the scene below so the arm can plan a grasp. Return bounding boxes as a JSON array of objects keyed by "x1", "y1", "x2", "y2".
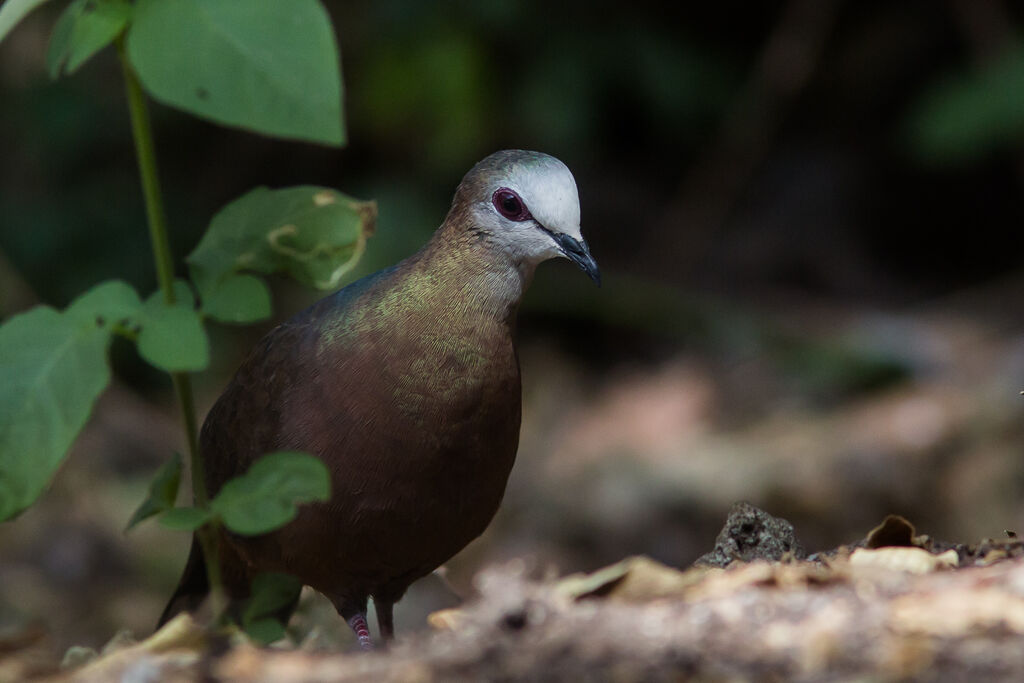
[
  {"x1": 118, "y1": 38, "x2": 224, "y2": 619},
  {"x1": 119, "y1": 47, "x2": 175, "y2": 306}
]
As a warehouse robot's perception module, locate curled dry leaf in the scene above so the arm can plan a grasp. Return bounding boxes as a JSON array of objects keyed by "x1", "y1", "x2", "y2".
[
  {"x1": 556, "y1": 555, "x2": 712, "y2": 602},
  {"x1": 864, "y1": 514, "x2": 917, "y2": 548},
  {"x1": 684, "y1": 560, "x2": 840, "y2": 602}
]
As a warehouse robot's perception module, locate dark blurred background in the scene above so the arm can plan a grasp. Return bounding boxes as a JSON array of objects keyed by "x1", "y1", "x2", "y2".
[{"x1": 2, "y1": 0, "x2": 1023, "y2": 653}]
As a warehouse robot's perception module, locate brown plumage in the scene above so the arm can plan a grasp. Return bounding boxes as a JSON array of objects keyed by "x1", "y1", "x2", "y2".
[{"x1": 158, "y1": 150, "x2": 599, "y2": 647}]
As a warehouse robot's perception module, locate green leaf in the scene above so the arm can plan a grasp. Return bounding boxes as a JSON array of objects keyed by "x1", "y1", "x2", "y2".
[
  {"x1": 126, "y1": 0, "x2": 344, "y2": 145},
  {"x1": 906, "y1": 44, "x2": 1024, "y2": 164},
  {"x1": 137, "y1": 299, "x2": 209, "y2": 372},
  {"x1": 211, "y1": 451, "x2": 330, "y2": 536},
  {"x1": 188, "y1": 186, "x2": 376, "y2": 305},
  {"x1": 141, "y1": 279, "x2": 196, "y2": 310},
  {"x1": 0, "y1": 306, "x2": 111, "y2": 520},
  {"x1": 46, "y1": 0, "x2": 131, "y2": 79},
  {"x1": 244, "y1": 572, "x2": 303, "y2": 623},
  {"x1": 158, "y1": 506, "x2": 212, "y2": 531},
  {"x1": 243, "y1": 618, "x2": 286, "y2": 645},
  {"x1": 241, "y1": 572, "x2": 301, "y2": 644},
  {"x1": 171, "y1": 279, "x2": 197, "y2": 308},
  {"x1": 65, "y1": 279, "x2": 142, "y2": 327},
  {"x1": 200, "y1": 273, "x2": 271, "y2": 324},
  {"x1": 0, "y1": 0, "x2": 54, "y2": 46},
  {"x1": 125, "y1": 452, "x2": 182, "y2": 532}
]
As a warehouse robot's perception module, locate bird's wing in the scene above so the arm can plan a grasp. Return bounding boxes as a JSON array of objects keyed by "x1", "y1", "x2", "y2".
[{"x1": 199, "y1": 266, "x2": 398, "y2": 494}]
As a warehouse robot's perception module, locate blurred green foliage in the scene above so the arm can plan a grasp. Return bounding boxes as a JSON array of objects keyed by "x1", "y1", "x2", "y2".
[{"x1": 907, "y1": 42, "x2": 1024, "y2": 163}]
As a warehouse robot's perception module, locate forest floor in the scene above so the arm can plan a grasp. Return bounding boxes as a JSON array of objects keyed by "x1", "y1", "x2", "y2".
[
  {"x1": 5, "y1": 503, "x2": 1024, "y2": 682},
  {"x1": 3, "y1": 278, "x2": 1024, "y2": 681}
]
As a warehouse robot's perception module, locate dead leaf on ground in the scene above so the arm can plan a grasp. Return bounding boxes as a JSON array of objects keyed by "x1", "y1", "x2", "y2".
[
  {"x1": 864, "y1": 514, "x2": 917, "y2": 548},
  {"x1": 849, "y1": 547, "x2": 959, "y2": 574},
  {"x1": 556, "y1": 555, "x2": 715, "y2": 602}
]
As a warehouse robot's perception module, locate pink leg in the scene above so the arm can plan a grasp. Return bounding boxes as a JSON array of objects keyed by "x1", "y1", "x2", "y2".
[{"x1": 347, "y1": 612, "x2": 374, "y2": 651}]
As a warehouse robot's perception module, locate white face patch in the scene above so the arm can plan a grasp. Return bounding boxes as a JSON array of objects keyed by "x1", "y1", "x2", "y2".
[
  {"x1": 464, "y1": 151, "x2": 590, "y2": 271},
  {"x1": 500, "y1": 156, "x2": 582, "y2": 240}
]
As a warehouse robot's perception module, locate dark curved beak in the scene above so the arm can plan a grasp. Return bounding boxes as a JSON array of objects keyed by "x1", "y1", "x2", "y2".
[{"x1": 550, "y1": 232, "x2": 601, "y2": 286}]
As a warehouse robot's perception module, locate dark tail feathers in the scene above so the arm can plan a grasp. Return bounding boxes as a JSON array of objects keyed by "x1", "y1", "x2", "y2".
[{"x1": 156, "y1": 535, "x2": 209, "y2": 629}]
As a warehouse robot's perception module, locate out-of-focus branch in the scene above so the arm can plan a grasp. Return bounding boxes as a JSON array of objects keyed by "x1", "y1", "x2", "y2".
[{"x1": 650, "y1": 0, "x2": 844, "y2": 276}]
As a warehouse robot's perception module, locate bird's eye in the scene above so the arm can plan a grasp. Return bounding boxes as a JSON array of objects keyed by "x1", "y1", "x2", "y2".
[{"x1": 492, "y1": 188, "x2": 531, "y2": 221}]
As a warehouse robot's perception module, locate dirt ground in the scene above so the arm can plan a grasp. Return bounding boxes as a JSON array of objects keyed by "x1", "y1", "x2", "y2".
[{"x1": 4, "y1": 503, "x2": 1024, "y2": 682}]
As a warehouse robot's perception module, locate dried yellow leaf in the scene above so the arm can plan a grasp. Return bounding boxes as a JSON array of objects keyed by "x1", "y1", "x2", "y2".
[
  {"x1": 427, "y1": 607, "x2": 467, "y2": 631},
  {"x1": 849, "y1": 547, "x2": 958, "y2": 574}
]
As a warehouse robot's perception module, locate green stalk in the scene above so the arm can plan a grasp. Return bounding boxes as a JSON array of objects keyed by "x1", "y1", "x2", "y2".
[{"x1": 118, "y1": 38, "x2": 225, "y2": 619}]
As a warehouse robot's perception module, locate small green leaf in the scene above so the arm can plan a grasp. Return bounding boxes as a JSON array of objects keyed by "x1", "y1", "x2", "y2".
[
  {"x1": 171, "y1": 280, "x2": 197, "y2": 308},
  {"x1": 44, "y1": 0, "x2": 74, "y2": 78},
  {"x1": 188, "y1": 186, "x2": 376, "y2": 305},
  {"x1": 200, "y1": 273, "x2": 271, "y2": 324},
  {"x1": 125, "y1": 452, "x2": 182, "y2": 532},
  {"x1": 0, "y1": 306, "x2": 111, "y2": 520},
  {"x1": 0, "y1": 0, "x2": 54, "y2": 46},
  {"x1": 244, "y1": 573, "x2": 302, "y2": 622},
  {"x1": 243, "y1": 618, "x2": 286, "y2": 645},
  {"x1": 66, "y1": 279, "x2": 142, "y2": 327},
  {"x1": 158, "y1": 506, "x2": 212, "y2": 531},
  {"x1": 126, "y1": 0, "x2": 344, "y2": 145},
  {"x1": 241, "y1": 572, "x2": 301, "y2": 644},
  {"x1": 46, "y1": 0, "x2": 131, "y2": 79},
  {"x1": 143, "y1": 280, "x2": 197, "y2": 310},
  {"x1": 211, "y1": 451, "x2": 330, "y2": 536},
  {"x1": 137, "y1": 299, "x2": 209, "y2": 372}
]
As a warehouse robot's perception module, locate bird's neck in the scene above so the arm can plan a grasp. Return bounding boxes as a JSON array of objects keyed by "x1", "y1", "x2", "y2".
[{"x1": 410, "y1": 222, "x2": 534, "y2": 327}]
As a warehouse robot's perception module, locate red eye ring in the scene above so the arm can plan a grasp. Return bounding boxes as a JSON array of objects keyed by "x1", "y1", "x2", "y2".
[{"x1": 492, "y1": 188, "x2": 532, "y2": 221}]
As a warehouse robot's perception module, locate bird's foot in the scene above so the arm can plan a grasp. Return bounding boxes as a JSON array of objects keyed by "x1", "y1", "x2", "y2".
[{"x1": 347, "y1": 613, "x2": 374, "y2": 651}]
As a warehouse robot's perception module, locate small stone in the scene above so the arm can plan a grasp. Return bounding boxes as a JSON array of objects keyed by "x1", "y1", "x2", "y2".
[{"x1": 694, "y1": 502, "x2": 805, "y2": 568}]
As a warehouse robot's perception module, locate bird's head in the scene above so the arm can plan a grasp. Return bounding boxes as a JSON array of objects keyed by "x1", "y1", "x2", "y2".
[{"x1": 453, "y1": 150, "x2": 600, "y2": 285}]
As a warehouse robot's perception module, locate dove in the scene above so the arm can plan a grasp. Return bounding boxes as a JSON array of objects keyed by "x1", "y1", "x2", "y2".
[{"x1": 158, "y1": 150, "x2": 600, "y2": 648}]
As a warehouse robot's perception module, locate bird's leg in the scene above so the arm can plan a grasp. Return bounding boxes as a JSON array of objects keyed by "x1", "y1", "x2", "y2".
[
  {"x1": 374, "y1": 598, "x2": 395, "y2": 643},
  {"x1": 346, "y1": 612, "x2": 374, "y2": 651},
  {"x1": 335, "y1": 597, "x2": 375, "y2": 651}
]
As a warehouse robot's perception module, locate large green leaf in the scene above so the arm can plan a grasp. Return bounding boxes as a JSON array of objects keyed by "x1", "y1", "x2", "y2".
[
  {"x1": 46, "y1": 0, "x2": 131, "y2": 78},
  {"x1": 210, "y1": 451, "x2": 330, "y2": 536},
  {"x1": 0, "y1": 307, "x2": 111, "y2": 520},
  {"x1": 0, "y1": 0, "x2": 54, "y2": 46},
  {"x1": 126, "y1": 0, "x2": 344, "y2": 145},
  {"x1": 187, "y1": 186, "x2": 376, "y2": 315}
]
